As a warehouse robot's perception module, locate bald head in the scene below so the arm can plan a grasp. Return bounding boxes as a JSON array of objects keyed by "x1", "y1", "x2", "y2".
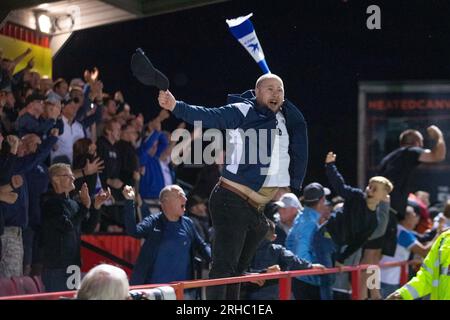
[
  {"x1": 159, "y1": 185, "x2": 184, "y2": 203},
  {"x1": 255, "y1": 73, "x2": 285, "y2": 113},
  {"x1": 159, "y1": 185, "x2": 187, "y2": 221},
  {"x1": 255, "y1": 73, "x2": 284, "y2": 90}
]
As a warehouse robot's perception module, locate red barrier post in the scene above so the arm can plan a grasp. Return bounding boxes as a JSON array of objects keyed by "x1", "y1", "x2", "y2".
[
  {"x1": 399, "y1": 263, "x2": 409, "y2": 286},
  {"x1": 173, "y1": 283, "x2": 184, "y2": 300},
  {"x1": 278, "y1": 276, "x2": 292, "y2": 300},
  {"x1": 351, "y1": 267, "x2": 361, "y2": 300}
]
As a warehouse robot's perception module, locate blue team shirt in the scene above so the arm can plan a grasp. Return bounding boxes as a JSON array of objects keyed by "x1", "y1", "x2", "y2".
[{"x1": 149, "y1": 220, "x2": 192, "y2": 283}]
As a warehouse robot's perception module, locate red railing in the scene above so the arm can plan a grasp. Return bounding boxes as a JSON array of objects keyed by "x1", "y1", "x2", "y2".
[{"x1": 0, "y1": 260, "x2": 414, "y2": 300}]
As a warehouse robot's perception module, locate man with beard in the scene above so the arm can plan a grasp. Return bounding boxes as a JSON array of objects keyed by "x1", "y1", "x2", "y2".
[{"x1": 158, "y1": 73, "x2": 308, "y2": 300}]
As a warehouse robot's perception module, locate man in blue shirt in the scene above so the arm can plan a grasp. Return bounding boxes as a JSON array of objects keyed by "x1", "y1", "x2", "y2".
[
  {"x1": 123, "y1": 184, "x2": 211, "y2": 299},
  {"x1": 286, "y1": 182, "x2": 331, "y2": 299}
]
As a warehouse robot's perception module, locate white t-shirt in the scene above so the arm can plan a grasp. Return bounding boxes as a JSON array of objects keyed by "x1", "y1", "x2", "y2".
[
  {"x1": 380, "y1": 224, "x2": 419, "y2": 285},
  {"x1": 51, "y1": 116, "x2": 85, "y2": 164},
  {"x1": 159, "y1": 158, "x2": 173, "y2": 187},
  {"x1": 263, "y1": 112, "x2": 290, "y2": 187}
]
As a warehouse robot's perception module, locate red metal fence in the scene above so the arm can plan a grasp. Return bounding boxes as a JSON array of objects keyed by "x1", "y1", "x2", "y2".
[{"x1": 0, "y1": 260, "x2": 413, "y2": 300}]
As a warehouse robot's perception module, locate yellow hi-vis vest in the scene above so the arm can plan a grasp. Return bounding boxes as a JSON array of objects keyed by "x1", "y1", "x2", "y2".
[{"x1": 397, "y1": 230, "x2": 450, "y2": 300}]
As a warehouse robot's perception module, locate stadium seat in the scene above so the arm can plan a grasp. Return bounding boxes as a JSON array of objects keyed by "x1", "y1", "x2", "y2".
[
  {"x1": 32, "y1": 276, "x2": 46, "y2": 292},
  {"x1": 0, "y1": 278, "x2": 17, "y2": 297},
  {"x1": 11, "y1": 276, "x2": 40, "y2": 294}
]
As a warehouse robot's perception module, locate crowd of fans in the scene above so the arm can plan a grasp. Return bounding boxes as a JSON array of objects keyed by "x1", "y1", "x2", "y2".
[{"x1": 0, "y1": 47, "x2": 448, "y2": 300}]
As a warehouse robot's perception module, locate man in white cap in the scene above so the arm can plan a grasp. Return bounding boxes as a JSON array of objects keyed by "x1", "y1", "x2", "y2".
[
  {"x1": 273, "y1": 193, "x2": 302, "y2": 246},
  {"x1": 286, "y1": 182, "x2": 331, "y2": 299}
]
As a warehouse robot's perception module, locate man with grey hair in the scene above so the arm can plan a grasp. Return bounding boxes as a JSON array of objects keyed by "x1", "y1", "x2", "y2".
[
  {"x1": 158, "y1": 73, "x2": 308, "y2": 299},
  {"x1": 76, "y1": 264, "x2": 129, "y2": 300},
  {"x1": 40, "y1": 163, "x2": 111, "y2": 292},
  {"x1": 273, "y1": 193, "x2": 302, "y2": 246},
  {"x1": 123, "y1": 184, "x2": 211, "y2": 298}
]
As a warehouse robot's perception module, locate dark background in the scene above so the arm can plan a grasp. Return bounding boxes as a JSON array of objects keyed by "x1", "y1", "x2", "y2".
[{"x1": 53, "y1": 0, "x2": 450, "y2": 188}]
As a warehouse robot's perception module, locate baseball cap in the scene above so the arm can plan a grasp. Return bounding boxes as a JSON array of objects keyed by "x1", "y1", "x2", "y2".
[
  {"x1": 303, "y1": 182, "x2": 331, "y2": 203},
  {"x1": 69, "y1": 78, "x2": 85, "y2": 92},
  {"x1": 275, "y1": 193, "x2": 302, "y2": 210}
]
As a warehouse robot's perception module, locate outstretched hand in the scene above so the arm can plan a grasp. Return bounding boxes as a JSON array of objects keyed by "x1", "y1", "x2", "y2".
[
  {"x1": 11, "y1": 175, "x2": 23, "y2": 189},
  {"x1": 0, "y1": 188, "x2": 18, "y2": 204},
  {"x1": 94, "y1": 188, "x2": 112, "y2": 209},
  {"x1": 84, "y1": 67, "x2": 99, "y2": 84},
  {"x1": 84, "y1": 157, "x2": 105, "y2": 175},
  {"x1": 158, "y1": 90, "x2": 176, "y2": 111},
  {"x1": 385, "y1": 291, "x2": 403, "y2": 300},
  {"x1": 325, "y1": 152, "x2": 336, "y2": 164},
  {"x1": 80, "y1": 183, "x2": 91, "y2": 208},
  {"x1": 122, "y1": 185, "x2": 136, "y2": 200},
  {"x1": 6, "y1": 135, "x2": 20, "y2": 155}
]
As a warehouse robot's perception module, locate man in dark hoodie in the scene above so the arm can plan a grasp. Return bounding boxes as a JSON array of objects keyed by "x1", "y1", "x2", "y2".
[{"x1": 324, "y1": 151, "x2": 392, "y2": 300}]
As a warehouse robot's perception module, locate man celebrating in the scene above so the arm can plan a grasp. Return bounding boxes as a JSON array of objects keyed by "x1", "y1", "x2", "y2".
[
  {"x1": 123, "y1": 184, "x2": 211, "y2": 301},
  {"x1": 158, "y1": 73, "x2": 308, "y2": 299},
  {"x1": 377, "y1": 126, "x2": 446, "y2": 258},
  {"x1": 40, "y1": 163, "x2": 111, "y2": 292}
]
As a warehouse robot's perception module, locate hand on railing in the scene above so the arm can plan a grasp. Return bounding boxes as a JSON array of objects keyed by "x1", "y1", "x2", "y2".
[
  {"x1": 385, "y1": 291, "x2": 403, "y2": 300},
  {"x1": 249, "y1": 264, "x2": 281, "y2": 287}
]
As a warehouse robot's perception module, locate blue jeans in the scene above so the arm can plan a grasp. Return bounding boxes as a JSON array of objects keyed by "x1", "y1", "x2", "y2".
[
  {"x1": 381, "y1": 282, "x2": 399, "y2": 298},
  {"x1": 206, "y1": 186, "x2": 269, "y2": 300}
]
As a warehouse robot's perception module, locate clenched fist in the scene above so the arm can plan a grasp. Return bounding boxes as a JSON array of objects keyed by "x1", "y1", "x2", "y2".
[
  {"x1": 325, "y1": 152, "x2": 336, "y2": 164},
  {"x1": 427, "y1": 125, "x2": 443, "y2": 141},
  {"x1": 158, "y1": 90, "x2": 176, "y2": 111}
]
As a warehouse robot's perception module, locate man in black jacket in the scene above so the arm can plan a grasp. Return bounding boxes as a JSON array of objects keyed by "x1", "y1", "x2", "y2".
[
  {"x1": 40, "y1": 163, "x2": 111, "y2": 292},
  {"x1": 97, "y1": 119, "x2": 123, "y2": 231},
  {"x1": 324, "y1": 152, "x2": 392, "y2": 299}
]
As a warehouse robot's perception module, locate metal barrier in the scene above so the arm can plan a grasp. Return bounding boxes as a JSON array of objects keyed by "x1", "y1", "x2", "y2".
[{"x1": 0, "y1": 260, "x2": 414, "y2": 300}]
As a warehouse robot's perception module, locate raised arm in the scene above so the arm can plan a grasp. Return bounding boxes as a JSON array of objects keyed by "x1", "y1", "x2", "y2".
[
  {"x1": 158, "y1": 90, "x2": 246, "y2": 129},
  {"x1": 122, "y1": 185, "x2": 152, "y2": 238},
  {"x1": 325, "y1": 152, "x2": 362, "y2": 199},
  {"x1": 137, "y1": 130, "x2": 161, "y2": 159},
  {"x1": 419, "y1": 125, "x2": 446, "y2": 163}
]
